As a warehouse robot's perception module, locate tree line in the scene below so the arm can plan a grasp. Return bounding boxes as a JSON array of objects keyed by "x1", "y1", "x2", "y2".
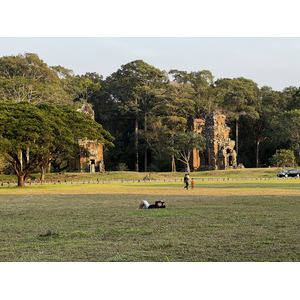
[
  {"x1": 0, "y1": 53, "x2": 113, "y2": 187},
  {"x1": 0, "y1": 53, "x2": 300, "y2": 183},
  {"x1": 92, "y1": 60, "x2": 300, "y2": 171}
]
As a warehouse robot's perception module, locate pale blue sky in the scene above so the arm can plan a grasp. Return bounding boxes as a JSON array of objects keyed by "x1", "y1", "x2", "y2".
[{"x1": 1, "y1": 37, "x2": 299, "y2": 91}]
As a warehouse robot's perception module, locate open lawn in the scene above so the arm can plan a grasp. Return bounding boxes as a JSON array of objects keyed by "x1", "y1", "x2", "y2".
[
  {"x1": 1, "y1": 178, "x2": 300, "y2": 196},
  {"x1": 0, "y1": 177, "x2": 299, "y2": 262},
  {"x1": 0, "y1": 167, "x2": 289, "y2": 184}
]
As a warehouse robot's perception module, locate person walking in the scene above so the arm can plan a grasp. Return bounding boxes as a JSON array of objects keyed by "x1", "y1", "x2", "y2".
[
  {"x1": 191, "y1": 178, "x2": 194, "y2": 189},
  {"x1": 183, "y1": 174, "x2": 190, "y2": 189}
]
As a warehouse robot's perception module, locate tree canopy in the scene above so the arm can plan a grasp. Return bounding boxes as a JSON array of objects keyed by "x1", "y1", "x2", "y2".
[
  {"x1": 0, "y1": 101, "x2": 114, "y2": 187},
  {"x1": 1, "y1": 53, "x2": 300, "y2": 173},
  {"x1": 0, "y1": 53, "x2": 72, "y2": 105}
]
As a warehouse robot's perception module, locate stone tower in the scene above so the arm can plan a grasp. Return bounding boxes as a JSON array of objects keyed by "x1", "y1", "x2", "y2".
[
  {"x1": 69, "y1": 103, "x2": 105, "y2": 173},
  {"x1": 190, "y1": 110, "x2": 237, "y2": 171}
]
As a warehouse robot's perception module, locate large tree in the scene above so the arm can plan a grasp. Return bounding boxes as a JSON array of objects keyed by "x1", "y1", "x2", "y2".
[
  {"x1": 281, "y1": 86, "x2": 299, "y2": 111},
  {"x1": 102, "y1": 60, "x2": 167, "y2": 171},
  {"x1": 172, "y1": 131, "x2": 206, "y2": 173},
  {"x1": 139, "y1": 115, "x2": 169, "y2": 162},
  {"x1": 153, "y1": 82, "x2": 196, "y2": 171},
  {"x1": 51, "y1": 66, "x2": 102, "y2": 109},
  {"x1": 239, "y1": 86, "x2": 282, "y2": 167},
  {"x1": 0, "y1": 102, "x2": 114, "y2": 187},
  {"x1": 273, "y1": 109, "x2": 300, "y2": 163},
  {"x1": 215, "y1": 77, "x2": 260, "y2": 159},
  {"x1": 0, "y1": 53, "x2": 72, "y2": 105},
  {"x1": 253, "y1": 86, "x2": 281, "y2": 167},
  {"x1": 170, "y1": 69, "x2": 218, "y2": 116}
]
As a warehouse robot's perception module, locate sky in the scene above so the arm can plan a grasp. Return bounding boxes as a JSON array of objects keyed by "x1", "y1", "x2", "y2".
[
  {"x1": 1, "y1": 37, "x2": 300, "y2": 91},
  {"x1": 1, "y1": 0, "x2": 300, "y2": 93}
]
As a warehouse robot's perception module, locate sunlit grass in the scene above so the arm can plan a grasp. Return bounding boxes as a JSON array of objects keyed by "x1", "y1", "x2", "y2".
[
  {"x1": 0, "y1": 167, "x2": 288, "y2": 184},
  {"x1": 0, "y1": 178, "x2": 299, "y2": 196},
  {"x1": 1, "y1": 175, "x2": 299, "y2": 262}
]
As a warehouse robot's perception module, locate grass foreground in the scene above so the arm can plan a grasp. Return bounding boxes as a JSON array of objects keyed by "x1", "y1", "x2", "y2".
[{"x1": 0, "y1": 175, "x2": 299, "y2": 262}]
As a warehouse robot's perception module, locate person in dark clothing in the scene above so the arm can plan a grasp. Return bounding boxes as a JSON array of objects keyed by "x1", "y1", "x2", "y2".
[
  {"x1": 183, "y1": 174, "x2": 190, "y2": 189},
  {"x1": 138, "y1": 200, "x2": 166, "y2": 209},
  {"x1": 148, "y1": 201, "x2": 165, "y2": 209}
]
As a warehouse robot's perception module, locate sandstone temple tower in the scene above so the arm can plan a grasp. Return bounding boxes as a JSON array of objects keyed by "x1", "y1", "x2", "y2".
[
  {"x1": 69, "y1": 104, "x2": 105, "y2": 173},
  {"x1": 189, "y1": 110, "x2": 237, "y2": 171}
]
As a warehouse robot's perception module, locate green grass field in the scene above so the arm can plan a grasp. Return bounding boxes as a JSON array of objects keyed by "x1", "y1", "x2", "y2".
[
  {"x1": 0, "y1": 174, "x2": 299, "y2": 262},
  {"x1": 0, "y1": 167, "x2": 288, "y2": 184}
]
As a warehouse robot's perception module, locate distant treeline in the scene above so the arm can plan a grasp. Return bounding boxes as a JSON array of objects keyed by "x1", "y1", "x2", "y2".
[{"x1": 1, "y1": 53, "x2": 300, "y2": 173}]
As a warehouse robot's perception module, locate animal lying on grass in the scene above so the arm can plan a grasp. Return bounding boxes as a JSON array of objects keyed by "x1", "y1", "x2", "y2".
[{"x1": 138, "y1": 200, "x2": 166, "y2": 209}]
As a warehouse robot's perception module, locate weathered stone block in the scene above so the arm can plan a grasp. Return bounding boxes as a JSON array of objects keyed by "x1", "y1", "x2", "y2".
[{"x1": 191, "y1": 110, "x2": 237, "y2": 171}]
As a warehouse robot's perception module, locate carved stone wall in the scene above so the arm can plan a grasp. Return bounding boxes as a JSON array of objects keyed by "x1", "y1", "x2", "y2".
[
  {"x1": 190, "y1": 110, "x2": 237, "y2": 171},
  {"x1": 80, "y1": 139, "x2": 104, "y2": 172},
  {"x1": 69, "y1": 139, "x2": 104, "y2": 173},
  {"x1": 69, "y1": 103, "x2": 104, "y2": 173}
]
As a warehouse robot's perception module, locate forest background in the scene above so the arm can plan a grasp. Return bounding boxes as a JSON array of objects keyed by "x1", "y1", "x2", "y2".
[{"x1": 0, "y1": 53, "x2": 299, "y2": 175}]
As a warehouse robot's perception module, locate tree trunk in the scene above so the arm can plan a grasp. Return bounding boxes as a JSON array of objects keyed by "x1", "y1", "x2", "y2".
[
  {"x1": 26, "y1": 147, "x2": 30, "y2": 164},
  {"x1": 144, "y1": 113, "x2": 147, "y2": 172},
  {"x1": 18, "y1": 151, "x2": 23, "y2": 172},
  {"x1": 235, "y1": 119, "x2": 239, "y2": 159},
  {"x1": 135, "y1": 116, "x2": 139, "y2": 172},
  {"x1": 40, "y1": 165, "x2": 46, "y2": 182},
  {"x1": 256, "y1": 139, "x2": 260, "y2": 168},
  {"x1": 17, "y1": 174, "x2": 25, "y2": 188},
  {"x1": 171, "y1": 155, "x2": 176, "y2": 172},
  {"x1": 186, "y1": 163, "x2": 190, "y2": 173},
  {"x1": 144, "y1": 149, "x2": 147, "y2": 172},
  {"x1": 40, "y1": 159, "x2": 52, "y2": 182}
]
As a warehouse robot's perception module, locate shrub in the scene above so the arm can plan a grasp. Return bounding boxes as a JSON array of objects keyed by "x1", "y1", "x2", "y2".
[
  {"x1": 116, "y1": 163, "x2": 129, "y2": 171},
  {"x1": 270, "y1": 149, "x2": 295, "y2": 168}
]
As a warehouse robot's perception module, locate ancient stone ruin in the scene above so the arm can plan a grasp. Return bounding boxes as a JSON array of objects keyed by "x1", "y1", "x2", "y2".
[
  {"x1": 189, "y1": 110, "x2": 237, "y2": 171},
  {"x1": 69, "y1": 103, "x2": 104, "y2": 173},
  {"x1": 70, "y1": 140, "x2": 104, "y2": 173}
]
